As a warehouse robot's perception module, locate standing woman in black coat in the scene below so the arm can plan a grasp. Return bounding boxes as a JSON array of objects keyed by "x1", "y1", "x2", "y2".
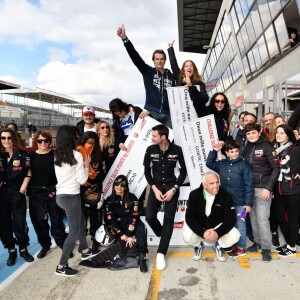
[
  {"x1": 0, "y1": 128, "x2": 34, "y2": 266},
  {"x1": 274, "y1": 124, "x2": 300, "y2": 257}
]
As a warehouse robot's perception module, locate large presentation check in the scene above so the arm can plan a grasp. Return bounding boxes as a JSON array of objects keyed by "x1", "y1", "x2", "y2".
[{"x1": 102, "y1": 116, "x2": 174, "y2": 200}]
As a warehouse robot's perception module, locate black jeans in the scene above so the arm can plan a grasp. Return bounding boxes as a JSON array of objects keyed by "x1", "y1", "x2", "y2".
[
  {"x1": 276, "y1": 194, "x2": 300, "y2": 247},
  {"x1": 146, "y1": 184, "x2": 179, "y2": 255},
  {"x1": 0, "y1": 185, "x2": 29, "y2": 249},
  {"x1": 29, "y1": 191, "x2": 67, "y2": 248}
]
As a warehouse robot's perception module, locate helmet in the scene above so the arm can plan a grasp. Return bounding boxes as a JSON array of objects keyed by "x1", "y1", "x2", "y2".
[{"x1": 95, "y1": 225, "x2": 115, "y2": 247}]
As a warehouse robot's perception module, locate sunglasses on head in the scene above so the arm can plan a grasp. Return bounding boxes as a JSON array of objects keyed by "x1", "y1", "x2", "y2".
[
  {"x1": 114, "y1": 181, "x2": 127, "y2": 188},
  {"x1": 100, "y1": 126, "x2": 109, "y2": 129},
  {"x1": 1, "y1": 136, "x2": 12, "y2": 140},
  {"x1": 215, "y1": 99, "x2": 226, "y2": 104},
  {"x1": 37, "y1": 139, "x2": 49, "y2": 144}
]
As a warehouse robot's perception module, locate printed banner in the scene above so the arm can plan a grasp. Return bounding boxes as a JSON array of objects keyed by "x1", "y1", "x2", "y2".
[
  {"x1": 102, "y1": 116, "x2": 174, "y2": 200},
  {"x1": 178, "y1": 115, "x2": 219, "y2": 191},
  {"x1": 167, "y1": 86, "x2": 199, "y2": 144},
  {"x1": 141, "y1": 186, "x2": 190, "y2": 246}
]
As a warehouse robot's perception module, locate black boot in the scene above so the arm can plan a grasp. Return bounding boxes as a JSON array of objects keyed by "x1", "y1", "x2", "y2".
[
  {"x1": 37, "y1": 247, "x2": 50, "y2": 259},
  {"x1": 7, "y1": 248, "x2": 17, "y2": 266},
  {"x1": 272, "y1": 232, "x2": 280, "y2": 247},
  {"x1": 20, "y1": 248, "x2": 34, "y2": 262},
  {"x1": 139, "y1": 253, "x2": 148, "y2": 273},
  {"x1": 92, "y1": 240, "x2": 101, "y2": 255}
]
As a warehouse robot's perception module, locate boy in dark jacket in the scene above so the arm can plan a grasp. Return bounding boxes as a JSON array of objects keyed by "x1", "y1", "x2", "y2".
[
  {"x1": 206, "y1": 140, "x2": 254, "y2": 256},
  {"x1": 243, "y1": 123, "x2": 279, "y2": 262},
  {"x1": 117, "y1": 24, "x2": 175, "y2": 128}
]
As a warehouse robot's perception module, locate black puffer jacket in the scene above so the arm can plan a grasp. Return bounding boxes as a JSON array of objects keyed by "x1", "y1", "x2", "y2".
[
  {"x1": 76, "y1": 118, "x2": 101, "y2": 136},
  {"x1": 243, "y1": 137, "x2": 279, "y2": 191}
]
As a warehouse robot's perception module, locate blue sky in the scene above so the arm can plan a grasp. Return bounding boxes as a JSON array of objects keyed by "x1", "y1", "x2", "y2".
[{"x1": 0, "y1": 0, "x2": 204, "y2": 108}]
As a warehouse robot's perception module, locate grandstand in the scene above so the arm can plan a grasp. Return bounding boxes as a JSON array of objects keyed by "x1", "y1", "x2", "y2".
[{"x1": 0, "y1": 86, "x2": 111, "y2": 129}]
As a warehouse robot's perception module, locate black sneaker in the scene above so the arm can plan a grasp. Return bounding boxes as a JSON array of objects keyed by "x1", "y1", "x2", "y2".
[
  {"x1": 276, "y1": 244, "x2": 287, "y2": 253},
  {"x1": 139, "y1": 254, "x2": 148, "y2": 273},
  {"x1": 37, "y1": 247, "x2": 50, "y2": 259},
  {"x1": 81, "y1": 248, "x2": 100, "y2": 260},
  {"x1": 20, "y1": 248, "x2": 34, "y2": 262},
  {"x1": 246, "y1": 243, "x2": 261, "y2": 253},
  {"x1": 272, "y1": 232, "x2": 280, "y2": 247},
  {"x1": 278, "y1": 247, "x2": 296, "y2": 257},
  {"x1": 296, "y1": 234, "x2": 300, "y2": 247},
  {"x1": 55, "y1": 264, "x2": 78, "y2": 277},
  {"x1": 262, "y1": 249, "x2": 272, "y2": 262},
  {"x1": 7, "y1": 248, "x2": 17, "y2": 266}
]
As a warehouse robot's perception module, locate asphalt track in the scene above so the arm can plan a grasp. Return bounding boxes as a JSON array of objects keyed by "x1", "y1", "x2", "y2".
[{"x1": 1, "y1": 227, "x2": 300, "y2": 300}]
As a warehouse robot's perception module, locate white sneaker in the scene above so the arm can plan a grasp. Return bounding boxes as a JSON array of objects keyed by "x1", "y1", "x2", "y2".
[
  {"x1": 65, "y1": 226, "x2": 69, "y2": 233},
  {"x1": 212, "y1": 241, "x2": 226, "y2": 262},
  {"x1": 156, "y1": 253, "x2": 166, "y2": 270},
  {"x1": 50, "y1": 239, "x2": 57, "y2": 249}
]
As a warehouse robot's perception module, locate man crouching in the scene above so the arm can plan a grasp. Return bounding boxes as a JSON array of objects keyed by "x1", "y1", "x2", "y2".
[{"x1": 183, "y1": 171, "x2": 240, "y2": 262}]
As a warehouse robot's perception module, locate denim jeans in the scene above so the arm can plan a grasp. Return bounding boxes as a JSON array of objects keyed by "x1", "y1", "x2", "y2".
[
  {"x1": 235, "y1": 205, "x2": 247, "y2": 249},
  {"x1": 149, "y1": 110, "x2": 172, "y2": 129},
  {"x1": 56, "y1": 194, "x2": 88, "y2": 266},
  {"x1": 146, "y1": 184, "x2": 179, "y2": 255},
  {"x1": 249, "y1": 188, "x2": 272, "y2": 250}
]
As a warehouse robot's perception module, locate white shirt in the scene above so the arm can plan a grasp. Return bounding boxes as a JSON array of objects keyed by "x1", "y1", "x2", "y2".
[
  {"x1": 84, "y1": 123, "x2": 97, "y2": 133},
  {"x1": 119, "y1": 107, "x2": 135, "y2": 135},
  {"x1": 204, "y1": 190, "x2": 215, "y2": 217},
  {"x1": 55, "y1": 150, "x2": 88, "y2": 195}
]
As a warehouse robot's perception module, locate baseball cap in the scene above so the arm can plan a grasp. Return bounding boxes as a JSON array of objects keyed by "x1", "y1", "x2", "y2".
[{"x1": 82, "y1": 105, "x2": 95, "y2": 115}]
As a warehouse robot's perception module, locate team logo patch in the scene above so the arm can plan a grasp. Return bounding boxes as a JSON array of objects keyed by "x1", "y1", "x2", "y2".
[
  {"x1": 134, "y1": 206, "x2": 138, "y2": 212},
  {"x1": 13, "y1": 160, "x2": 20, "y2": 167},
  {"x1": 167, "y1": 155, "x2": 178, "y2": 158},
  {"x1": 133, "y1": 132, "x2": 139, "y2": 138},
  {"x1": 254, "y1": 149, "x2": 264, "y2": 157},
  {"x1": 128, "y1": 224, "x2": 134, "y2": 231}
]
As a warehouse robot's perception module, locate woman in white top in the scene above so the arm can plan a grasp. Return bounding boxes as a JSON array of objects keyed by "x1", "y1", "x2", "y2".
[{"x1": 54, "y1": 125, "x2": 99, "y2": 277}]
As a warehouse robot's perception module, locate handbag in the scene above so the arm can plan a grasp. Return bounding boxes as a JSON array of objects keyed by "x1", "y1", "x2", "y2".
[{"x1": 83, "y1": 184, "x2": 100, "y2": 203}]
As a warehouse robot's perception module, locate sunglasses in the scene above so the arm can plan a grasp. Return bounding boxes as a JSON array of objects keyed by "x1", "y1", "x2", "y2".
[
  {"x1": 1, "y1": 136, "x2": 12, "y2": 140},
  {"x1": 215, "y1": 99, "x2": 226, "y2": 104},
  {"x1": 37, "y1": 139, "x2": 49, "y2": 144},
  {"x1": 114, "y1": 181, "x2": 127, "y2": 188},
  {"x1": 100, "y1": 126, "x2": 109, "y2": 129}
]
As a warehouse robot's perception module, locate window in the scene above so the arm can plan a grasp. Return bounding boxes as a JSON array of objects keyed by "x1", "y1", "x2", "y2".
[
  {"x1": 239, "y1": 0, "x2": 250, "y2": 17},
  {"x1": 274, "y1": 13, "x2": 290, "y2": 53},
  {"x1": 257, "y1": 0, "x2": 272, "y2": 29},
  {"x1": 237, "y1": 32, "x2": 246, "y2": 57},
  {"x1": 265, "y1": 24, "x2": 280, "y2": 60},
  {"x1": 257, "y1": 35, "x2": 269, "y2": 67},
  {"x1": 240, "y1": 24, "x2": 251, "y2": 52},
  {"x1": 268, "y1": 0, "x2": 282, "y2": 18},
  {"x1": 247, "y1": 48, "x2": 257, "y2": 77},
  {"x1": 235, "y1": 0, "x2": 245, "y2": 25},
  {"x1": 231, "y1": 6, "x2": 240, "y2": 33},
  {"x1": 250, "y1": 3, "x2": 263, "y2": 38},
  {"x1": 252, "y1": 43, "x2": 263, "y2": 71},
  {"x1": 242, "y1": 56, "x2": 251, "y2": 78},
  {"x1": 245, "y1": 15, "x2": 256, "y2": 47},
  {"x1": 247, "y1": 0, "x2": 255, "y2": 8}
]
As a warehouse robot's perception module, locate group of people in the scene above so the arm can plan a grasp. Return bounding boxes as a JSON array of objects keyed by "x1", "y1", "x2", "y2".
[{"x1": 0, "y1": 24, "x2": 300, "y2": 278}]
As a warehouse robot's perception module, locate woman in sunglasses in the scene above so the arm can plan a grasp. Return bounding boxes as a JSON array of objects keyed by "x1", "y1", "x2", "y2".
[
  {"x1": 0, "y1": 128, "x2": 34, "y2": 266},
  {"x1": 97, "y1": 120, "x2": 118, "y2": 174},
  {"x1": 106, "y1": 175, "x2": 148, "y2": 272},
  {"x1": 27, "y1": 130, "x2": 67, "y2": 259}
]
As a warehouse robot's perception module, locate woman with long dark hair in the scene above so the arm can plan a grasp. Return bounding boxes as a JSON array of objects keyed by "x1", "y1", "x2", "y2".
[
  {"x1": 77, "y1": 131, "x2": 103, "y2": 254},
  {"x1": 167, "y1": 40, "x2": 209, "y2": 112},
  {"x1": 0, "y1": 128, "x2": 33, "y2": 266},
  {"x1": 54, "y1": 125, "x2": 98, "y2": 277},
  {"x1": 274, "y1": 124, "x2": 300, "y2": 257},
  {"x1": 106, "y1": 175, "x2": 148, "y2": 272},
  {"x1": 27, "y1": 130, "x2": 67, "y2": 259}
]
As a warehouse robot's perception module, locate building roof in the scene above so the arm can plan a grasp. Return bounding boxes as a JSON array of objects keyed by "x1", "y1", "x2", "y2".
[
  {"x1": 0, "y1": 79, "x2": 20, "y2": 90},
  {"x1": 0, "y1": 87, "x2": 110, "y2": 113},
  {"x1": 177, "y1": 0, "x2": 222, "y2": 54}
]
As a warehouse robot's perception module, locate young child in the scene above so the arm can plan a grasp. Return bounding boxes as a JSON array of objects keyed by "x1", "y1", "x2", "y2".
[{"x1": 206, "y1": 140, "x2": 254, "y2": 256}]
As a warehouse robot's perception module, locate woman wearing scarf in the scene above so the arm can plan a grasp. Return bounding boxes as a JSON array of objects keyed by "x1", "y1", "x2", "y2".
[{"x1": 275, "y1": 124, "x2": 300, "y2": 257}]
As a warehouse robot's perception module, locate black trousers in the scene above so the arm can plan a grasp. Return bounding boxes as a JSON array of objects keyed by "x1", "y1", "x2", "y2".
[
  {"x1": 0, "y1": 185, "x2": 29, "y2": 249},
  {"x1": 276, "y1": 194, "x2": 300, "y2": 247},
  {"x1": 81, "y1": 186, "x2": 101, "y2": 239},
  {"x1": 269, "y1": 194, "x2": 279, "y2": 233},
  {"x1": 146, "y1": 184, "x2": 179, "y2": 255},
  {"x1": 29, "y1": 191, "x2": 67, "y2": 248},
  {"x1": 134, "y1": 220, "x2": 148, "y2": 254}
]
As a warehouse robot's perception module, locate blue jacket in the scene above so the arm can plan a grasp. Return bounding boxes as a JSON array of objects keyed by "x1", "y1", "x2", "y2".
[
  {"x1": 124, "y1": 39, "x2": 175, "y2": 115},
  {"x1": 206, "y1": 150, "x2": 254, "y2": 207}
]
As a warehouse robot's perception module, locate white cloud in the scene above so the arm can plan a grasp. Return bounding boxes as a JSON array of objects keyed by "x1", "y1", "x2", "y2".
[{"x1": 0, "y1": 0, "x2": 206, "y2": 109}]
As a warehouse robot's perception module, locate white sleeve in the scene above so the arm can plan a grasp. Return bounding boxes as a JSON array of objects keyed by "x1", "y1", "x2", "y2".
[{"x1": 74, "y1": 151, "x2": 89, "y2": 185}]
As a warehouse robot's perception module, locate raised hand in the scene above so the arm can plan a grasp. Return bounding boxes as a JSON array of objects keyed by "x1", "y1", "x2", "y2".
[
  {"x1": 168, "y1": 40, "x2": 175, "y2": 48},
  {"x1": 117, "y1": 24, "x2": 126, "y2": 39}
]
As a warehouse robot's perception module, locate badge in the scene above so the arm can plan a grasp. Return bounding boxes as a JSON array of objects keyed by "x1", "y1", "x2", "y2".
[
  {"x1": 13, "y1": 160, "x2": 20, "y2": 167},
  {"x1": 108, "y1": 148, "x2": 114, "y2": 154},
  {"x1": 134, "y1": 206, "x2": 138, "y2": 212},
  {"x1": 128, "y1": 224, "x2": 134, "y2": 231}
]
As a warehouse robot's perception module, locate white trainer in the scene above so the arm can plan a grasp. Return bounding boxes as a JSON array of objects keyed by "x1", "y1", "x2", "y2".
[{"x1": 156, "y1": 253, "x2": 166, "y2": 270}]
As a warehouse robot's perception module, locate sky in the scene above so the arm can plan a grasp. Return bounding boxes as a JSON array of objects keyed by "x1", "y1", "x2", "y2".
[{"x1": 0, "y1": 0, "x2": 205, "y2": 109}]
